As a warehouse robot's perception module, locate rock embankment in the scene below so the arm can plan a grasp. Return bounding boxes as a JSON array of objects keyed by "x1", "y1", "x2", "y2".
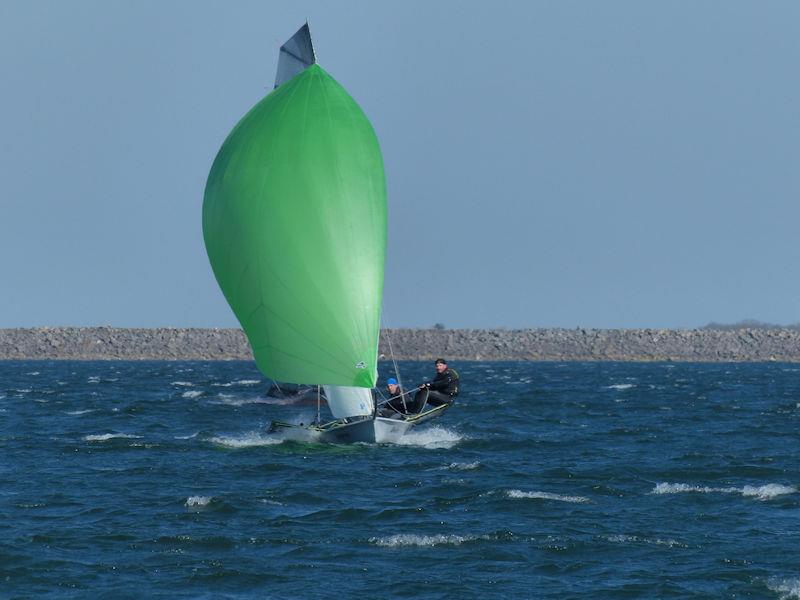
[{"x1": 2, "y1": 327, "x2": 800, "y2": 362}]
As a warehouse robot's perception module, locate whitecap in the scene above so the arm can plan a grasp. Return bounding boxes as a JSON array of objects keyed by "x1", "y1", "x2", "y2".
[
  {"x1": 741, "y1": 484, "x2": 797, "y2": 500},
  {"x1": 653, "y1": 483, "x2": 737, "y2": 495},
  {"x1": 12, "y1": 388, "x2": 32, "y2": 393},
  {"x1": 87, "y1": 377, "x2": 100, "y2": 384},
  {"x1": 182, "y1": 390, "x2": 203, "y2": 399},
  {"x1": 174, "y1": 432, "x2": 199, "y2": 440},
  {"x1": 371, "y1": 534, "x2": 476, "y2": 547},
  {"x1": 84, "y1": 433, "x2": 142, "y2": 442},
  {"x1": 172, "y1": 381, "x2": 194, "y2": 387},
  {"x1": 605, "y1": 534, "x2": 686, "y2": 548},
  {"x1": 606, "y1": 383, "x2": 635, "y2": 390},
  {"x1": 213, "y1": 379, "x2": 262, "y2": 387},
  {"x1": 439, "y1": 460, "x2": 481, "y2": 471},
  {"x1": 507, "y1": 489, "x2": 590, "y2": 503},
  {"x1": 394, "y1": 426, "x2": 463, "y2": 449},
  {"x1": 185, "y1": 495, "x2": 212, "y2": 507},
  {"x1": 768, "y1": 577, "x2": 800, "y2": 599},
  {"x1": 26, "y1": 371, "x2": 40, "y2": 376},
  {"x1": 652, "y1": 482, "x2": 796, "y2": 500},
  {"x1": 208, "y1": 432, "x2": 282, "y2": 448},
  {"x1": 67, "y1": 409, "x2": 95, "y2": 415}
]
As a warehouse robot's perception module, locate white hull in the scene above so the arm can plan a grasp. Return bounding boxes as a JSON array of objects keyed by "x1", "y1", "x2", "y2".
[{"x1": 267, "y1": 403, "x2": 450, "y2": 444}]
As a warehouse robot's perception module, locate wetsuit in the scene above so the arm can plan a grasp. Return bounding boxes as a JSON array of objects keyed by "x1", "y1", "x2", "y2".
[
  {"x1": 413, "y1": 367, "x2": 460, "y2": 411},
  {"x1": 381, "y1": 387, "x2": 409, "y2": 416}
]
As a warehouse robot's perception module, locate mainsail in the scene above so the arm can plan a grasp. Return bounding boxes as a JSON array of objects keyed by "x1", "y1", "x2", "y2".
[{"x1": 203, "y1": 25, "x2": 387, "y2": 416}]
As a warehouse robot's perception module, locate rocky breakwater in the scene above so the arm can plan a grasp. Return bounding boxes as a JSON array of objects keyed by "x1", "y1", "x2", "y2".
[
  {"x1": 2, "y1": 327, "x2": 800, "y2": 362},
  {"x1": 383, "y1": 328, "x2": 800, "y2": 361},
  {"x1": 0, "y1": 328, "x2": 252, "y2": 360}
]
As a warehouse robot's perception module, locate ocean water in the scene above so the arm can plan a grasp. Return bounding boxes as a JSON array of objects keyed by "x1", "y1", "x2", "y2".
[{"x1": 2, "y1": 360, "x2": 800, "y2": 599}]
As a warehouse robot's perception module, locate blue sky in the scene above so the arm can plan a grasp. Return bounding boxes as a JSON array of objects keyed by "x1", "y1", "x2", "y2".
[{"x1": 1, "y1": 1, "x2": 798, "y2": 329}]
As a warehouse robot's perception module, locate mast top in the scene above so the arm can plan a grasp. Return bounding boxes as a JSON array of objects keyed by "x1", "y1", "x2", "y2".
[{"x1": 274, "y1": 23, "x2": 317, "y2": 89}]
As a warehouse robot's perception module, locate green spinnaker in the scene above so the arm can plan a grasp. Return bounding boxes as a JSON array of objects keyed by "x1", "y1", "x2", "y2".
[{"x1": 203, "y1": 64, "x2": 386, "y2": 388}]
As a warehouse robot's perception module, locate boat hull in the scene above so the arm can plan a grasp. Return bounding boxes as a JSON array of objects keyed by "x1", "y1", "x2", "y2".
[{"x1": 267, "y1": 404, "x2": 450, "y2": 444}]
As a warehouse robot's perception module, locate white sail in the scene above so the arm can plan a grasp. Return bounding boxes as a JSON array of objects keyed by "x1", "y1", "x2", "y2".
[
  {"x1": 274, "y1": 23, "x2": 316, "y2": 89},
  {"x1": 323, "y1": 385, "x2": 374, "y2": 419}
]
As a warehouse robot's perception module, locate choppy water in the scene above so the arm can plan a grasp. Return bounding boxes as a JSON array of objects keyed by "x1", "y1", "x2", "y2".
[{"x1": 2, "y1": 360, "x2": 800, "y2": 598}]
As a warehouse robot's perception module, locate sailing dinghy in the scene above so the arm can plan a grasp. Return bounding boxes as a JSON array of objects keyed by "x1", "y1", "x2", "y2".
[{"x1": 203, "y1": 24, "x2": 451, "y2": 443}]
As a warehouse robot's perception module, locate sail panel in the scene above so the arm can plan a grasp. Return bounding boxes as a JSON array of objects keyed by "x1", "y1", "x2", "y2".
[
  {"x1": 203, "y1": 64, "x2": 386, "y2": 389},
  {"x1": 323, "y1": 385, "x2": 374, "y2": 419}
]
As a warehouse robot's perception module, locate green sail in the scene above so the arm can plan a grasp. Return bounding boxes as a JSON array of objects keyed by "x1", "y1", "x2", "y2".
[{"x1": 203, "y1": 64, "x2": 386, "y2": 388}]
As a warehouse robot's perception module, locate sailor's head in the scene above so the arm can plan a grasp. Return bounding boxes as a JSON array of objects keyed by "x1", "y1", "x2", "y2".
[
  {"x1": 387, "y1": 377, "x2": 399, "y2": 393},
  {"x1": 435, "y1": 358, "x2": 447, "y2": 373}
]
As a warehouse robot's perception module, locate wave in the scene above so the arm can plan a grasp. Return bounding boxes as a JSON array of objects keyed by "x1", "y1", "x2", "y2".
[
  {"x1": 26, "y1": 371, "x2": 40, "y2": 376},
  {"x1": 607, "y1": 383, "x2": 635, "y2": 390},
  {"x1": 507, "y1": 490, "x2": 590, "y2": 503},
  {"x1": 740, "y1": 484, "x2": 797, "y2": 499},
  {"x1": 66, "y1": 409, "x2": 95, "y2": 415},
  {"x1": 393, "y1": 426, "x2": 463, "y2": 449},
  {"x1": 172, "y1": 381, "x2": 194, "y2": 387},
  {"x1": 208, "y1": 432, "x2": 282, "y2": 448},
  {"x1": 767, "y1": 578, "x2": 800, "y2": 599},
  {"x1": 212, "y1": 395, "x2": 276, "y2": 407},
  {"x1": 84, "y1": 433, "x2": 142, "y2": 442},
  {"x1": 652, "y1": 482, "x2": 797, "y2": 500},
  {"x1": 437, "y1": 461, "x2": 481, "y2": 471},
  {"x1": 181, "y1": 390, "x2": 203, "y2": 399},
  {"x1": 185, "y1": 496, "x2": 212, "y2": 507},
  {"x1": 370, "y1": 533, "x2": 480, "y2": 547},
  {"x1": 605, "y1": 534, "x2": 687, "y2": 548},
  {"x1": 213, "y1": 379, "x2": 263, "y2": 387},
  {"x1": 174, "y1": 432, "x2": 198, "y2": 440}
]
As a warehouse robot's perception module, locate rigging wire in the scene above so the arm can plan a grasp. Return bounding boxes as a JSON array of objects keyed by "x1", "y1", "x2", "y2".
[{"x1": 381, "y1": 310, "x2": 407, "y2": 411}]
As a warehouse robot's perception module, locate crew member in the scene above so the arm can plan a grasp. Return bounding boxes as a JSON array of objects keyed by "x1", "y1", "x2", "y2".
[
  {"x1": 379, "y1": 377, "x2": 409, "y2": 417},
  {"x1": 414, "y1": 358, "x2": 459, "y2": 411}
]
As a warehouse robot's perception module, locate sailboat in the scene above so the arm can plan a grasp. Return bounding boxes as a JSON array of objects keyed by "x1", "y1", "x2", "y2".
[{"x1": 202, "y1": 24, "x2": 451, "y2": 443}]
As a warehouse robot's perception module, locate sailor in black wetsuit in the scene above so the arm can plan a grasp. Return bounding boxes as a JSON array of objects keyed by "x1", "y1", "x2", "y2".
[
  {"x1": 379, "y1": 378, "x2": 409, "y2": 417},
  {"x1": 413, "y1": 358, "x2": 459, "y2": 411}
]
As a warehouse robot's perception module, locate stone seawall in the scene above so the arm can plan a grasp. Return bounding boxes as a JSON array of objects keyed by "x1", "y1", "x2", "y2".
[{"x1": 2, "y1": 327, "x2": 800, "y2": 362}]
